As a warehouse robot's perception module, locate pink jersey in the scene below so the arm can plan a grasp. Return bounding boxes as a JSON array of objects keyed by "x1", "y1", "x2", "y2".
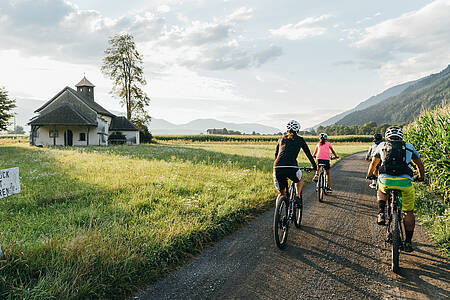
[{"x1": 315, "y1": 141, "x2": 332, "y2": 160}]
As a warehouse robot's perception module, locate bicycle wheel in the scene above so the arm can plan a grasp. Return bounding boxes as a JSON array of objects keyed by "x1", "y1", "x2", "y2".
[
  {"x1": 318, "y1": 172, "x2": 325, "y2": 202},
  {"x1": 392, "y1": 212, "x2": 401, "y2": 273},
  {"x1": 274, "y1": 195, "x2": 289, "y2": 249},
  {"x1": 293, "y1": 194, "x2": 303, "y2": 228}
]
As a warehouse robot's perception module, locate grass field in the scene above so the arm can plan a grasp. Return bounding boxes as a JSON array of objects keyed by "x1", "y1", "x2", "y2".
[{"x1": 0, "y1": 141, "x2": 369, "y2": 299}]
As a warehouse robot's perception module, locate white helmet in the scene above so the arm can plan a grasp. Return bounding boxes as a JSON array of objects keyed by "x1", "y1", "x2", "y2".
[
  {"x1": 385, "y1": 126, "x2": 403, "y2": 140},
  {"x1": 319, "y1": 133, "x2": 328, "y2": 140},
  {"x1": 286, "y1": 120, "x2": 301, "y2": 132}
]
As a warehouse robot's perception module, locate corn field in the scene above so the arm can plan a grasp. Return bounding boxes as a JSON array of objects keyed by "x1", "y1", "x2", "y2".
[{"x1": 404, "y1": 104, "x2": 450, "y2": 201}]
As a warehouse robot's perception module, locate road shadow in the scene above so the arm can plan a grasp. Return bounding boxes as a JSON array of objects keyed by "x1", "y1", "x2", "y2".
[{"x1": 283, "y1": 244, "x2": 381, "y2": 299}]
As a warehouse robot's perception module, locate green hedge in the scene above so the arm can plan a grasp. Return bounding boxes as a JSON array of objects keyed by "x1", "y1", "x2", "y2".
[
  {"x1": 154, "y1": 134, "x2": 372, "y2": 143},
  {"x1": 404, "y1": 104, "x2": 449, "y2": 200}
]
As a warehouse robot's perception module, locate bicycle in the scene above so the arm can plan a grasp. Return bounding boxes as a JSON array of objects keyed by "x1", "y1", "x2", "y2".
[
  {"x1": 273, "y1": 167, "x2": 314, "y2": 249},
  {"x1": 315, "y1": 157, "x2": 336, "y2": 202},
  {"x1": 367, "y1": 175, "x2": 418, "y2": 273}
]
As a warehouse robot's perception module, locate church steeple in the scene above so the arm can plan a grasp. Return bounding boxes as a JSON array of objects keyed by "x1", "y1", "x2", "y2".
[{"x1": 75, "y1": 76, "x2": 95, "y2": 102}]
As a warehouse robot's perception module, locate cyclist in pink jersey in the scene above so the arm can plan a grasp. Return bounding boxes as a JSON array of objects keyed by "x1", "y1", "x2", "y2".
[{"x1": 312, "y1": 133, "x2": 339, "y2": 193}]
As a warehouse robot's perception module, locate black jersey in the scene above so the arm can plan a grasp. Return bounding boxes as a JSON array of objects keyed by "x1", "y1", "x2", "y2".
[{"x1": 274, "y1": 134, "x2": 316, "y2": 169}]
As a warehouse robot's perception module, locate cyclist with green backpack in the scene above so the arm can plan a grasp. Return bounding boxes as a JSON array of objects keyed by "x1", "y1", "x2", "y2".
[{"x1": 366, "y1": 126, "x2": 425, "y2": 252}]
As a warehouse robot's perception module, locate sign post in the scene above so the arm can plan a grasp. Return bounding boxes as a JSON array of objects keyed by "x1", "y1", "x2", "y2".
[{"x1": 0, "y1": 167, "x2": 21, "y2": 259}]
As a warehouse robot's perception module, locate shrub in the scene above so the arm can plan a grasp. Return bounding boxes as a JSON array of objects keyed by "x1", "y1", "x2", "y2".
[{"x1": 108, "y1": 132, "x2": 127, "y2": 145}]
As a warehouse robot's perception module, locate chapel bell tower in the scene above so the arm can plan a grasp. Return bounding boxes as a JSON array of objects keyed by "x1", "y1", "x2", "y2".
[{"x1": 75, "y1": 76, "x2": 95, "y2": 101}]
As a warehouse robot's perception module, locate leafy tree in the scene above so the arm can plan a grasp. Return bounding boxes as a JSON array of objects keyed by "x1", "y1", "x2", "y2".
[
  {"x1": 10, "y1": 125, "x2": 25, "y2": 134},
  {"x1": 0, "y1": 87, "x2": 16, "y2": 131},
  {"x1": 102, "y1": 34, "x2": 150, "y2": 126}
]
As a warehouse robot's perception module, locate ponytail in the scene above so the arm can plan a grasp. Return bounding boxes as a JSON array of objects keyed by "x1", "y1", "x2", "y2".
[{"x1": 320, "y1": 138, "x2": 326, "y2": 145}]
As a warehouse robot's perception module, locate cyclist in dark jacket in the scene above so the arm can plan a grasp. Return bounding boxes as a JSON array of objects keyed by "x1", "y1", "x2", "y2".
[{"x1": 273, "y1": 120, "x2": 317, "y2": 204}]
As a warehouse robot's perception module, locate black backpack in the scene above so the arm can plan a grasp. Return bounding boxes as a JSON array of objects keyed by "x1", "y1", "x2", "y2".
[{"x1": 379, "y1": 140, "x2": 414, "y2": 177}]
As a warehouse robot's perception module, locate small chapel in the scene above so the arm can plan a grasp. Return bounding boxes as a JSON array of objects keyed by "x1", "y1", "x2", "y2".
[{"x1": 29, "y1": 77, "x2": 139, "y2": 146}]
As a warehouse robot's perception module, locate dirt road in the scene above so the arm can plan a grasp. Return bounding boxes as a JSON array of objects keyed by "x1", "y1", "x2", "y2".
[{"x1": 135, "y1": 153, "x2": 449, "y2": 299}]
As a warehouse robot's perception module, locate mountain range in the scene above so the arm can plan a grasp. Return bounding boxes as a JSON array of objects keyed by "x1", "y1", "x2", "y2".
[
  {"x1": 313, "y1": 64, "x2": 449, "y2": 128},
  {"x1": 10, "y1": 64, "x2": 449, "y2": 134},
  {"x1": 336, "y1": 64, "x2": 449, "y2": 125},
  {"x1": 11, "y1": 99, "x2": 280, "y2": 134},
  {"x1": 148, "y1": 118, "x2": 280, "y2": 134}
]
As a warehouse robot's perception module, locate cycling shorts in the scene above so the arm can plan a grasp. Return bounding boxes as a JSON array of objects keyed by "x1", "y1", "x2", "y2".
[
  {"x1": 273, "y1": 168, "x2": 302, "y2": 192},
  {"x1": 317, "y1": 159, "x2": 330, "y2": 170},
  {"x1": 378, "y1": 177, "x2": 415, "y2": 211}
]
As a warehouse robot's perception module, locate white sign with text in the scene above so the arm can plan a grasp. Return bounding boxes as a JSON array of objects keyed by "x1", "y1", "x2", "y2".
[{"x1": 0, "y1": 167, "x2": 21, "y2": 199}]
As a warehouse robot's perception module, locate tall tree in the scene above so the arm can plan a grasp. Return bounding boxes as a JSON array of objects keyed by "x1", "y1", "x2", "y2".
[
  {"x1": 0, "y1": 87, "x2": 16, "y2": 131},
  {"x1": 102, "y1": 34, "x2": 150, "y2": 126}
]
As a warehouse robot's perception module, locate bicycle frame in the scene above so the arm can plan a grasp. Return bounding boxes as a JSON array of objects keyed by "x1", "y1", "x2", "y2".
[
  {"x1": 386, "y1": 189, "x2": 405, "y2": 273},
  {"x1": 386, "y1": 190, "x2": 405, "y2": 240}
]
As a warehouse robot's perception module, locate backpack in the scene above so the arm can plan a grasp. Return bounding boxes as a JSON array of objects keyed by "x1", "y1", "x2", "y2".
[{"x1": 379, "y1": 140, "x2": 414, "y2": 177}]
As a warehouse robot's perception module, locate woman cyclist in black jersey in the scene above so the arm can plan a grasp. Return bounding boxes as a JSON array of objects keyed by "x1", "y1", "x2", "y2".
[{"x1": 273, "y1": 120, "x2": 317, "y2": 204}]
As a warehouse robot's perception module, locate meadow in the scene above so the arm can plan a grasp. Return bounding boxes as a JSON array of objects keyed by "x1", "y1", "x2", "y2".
[{"x1": 0, "y1": 140, "x2": 369, "y2": 299}]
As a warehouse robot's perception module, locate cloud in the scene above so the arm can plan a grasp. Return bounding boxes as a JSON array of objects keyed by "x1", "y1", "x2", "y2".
[
  {"x1": 270, "y1": 14, "x2": 332, "y2": 40},
  {"x1": 355, "y1": 12, "x2": 382, "y2": 24},
  {"x1": 0, "y1": 0, "x2": 166, "y2": 63},
  {"x1": 0, "y1": 2, "x2": 278, "y2": 71},
  {"x1": 351, "y1": 0, "x2": 450, "y2": 84},
  {"x1": 254, "y1": 45, "x2": 283, "y2": 66},
  {"x1": 157, "y1": 5, "x2": 171, "y2": 13}
]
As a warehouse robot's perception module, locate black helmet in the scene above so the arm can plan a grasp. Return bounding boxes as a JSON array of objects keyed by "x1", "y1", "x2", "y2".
[{"x1": 373, "y1": 133, "x2": 382, "y2": 141}]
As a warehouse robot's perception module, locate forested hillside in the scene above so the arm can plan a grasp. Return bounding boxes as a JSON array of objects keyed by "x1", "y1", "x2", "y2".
[
  {"x1": 312, "y1": 80, "x2": 416, "y2": 128},
  {"x1": 337, "y1": 65, "x2": 450, "y2": 125}
]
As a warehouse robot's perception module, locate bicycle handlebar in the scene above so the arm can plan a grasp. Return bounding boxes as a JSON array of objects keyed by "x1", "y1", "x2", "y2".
[
  {"x1": 299, "y1": 167, "x2": 315, "y2": 172},
  {"x1": 366, "y1": 174, "x2": 377, "y2": 180}
]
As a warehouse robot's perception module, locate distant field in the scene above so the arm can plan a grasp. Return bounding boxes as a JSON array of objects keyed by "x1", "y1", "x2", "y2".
[
  {"x1": 0, "y1": 141, "x2": 369, "y2": 299},
  {"x1": 154, "y1": 134, "x2": 373, "y2": 143}
]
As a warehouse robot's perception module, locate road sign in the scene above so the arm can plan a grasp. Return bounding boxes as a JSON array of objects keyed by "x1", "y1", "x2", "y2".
[
  {"x1": 0, "y1": 167, "x2": 20, "y2": 258},
  {"x1": 0, "y1": 167, "x2": 20, "y2": 199}
]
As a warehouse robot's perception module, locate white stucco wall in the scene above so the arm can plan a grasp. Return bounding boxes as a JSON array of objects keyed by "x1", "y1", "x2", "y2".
[{"x1": 33, "y1": 126, "x2": 101, "y2": 146}]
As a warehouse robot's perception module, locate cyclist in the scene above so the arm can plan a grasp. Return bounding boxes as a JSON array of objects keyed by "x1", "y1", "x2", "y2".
[
  {"x1": 312, "y1": 133, "x2": 339, "y2": 193},
  {"x1": 367, "y1": 126, "x2": 425, "y2": 252},
  {"x1": 366, "y1": 133, "x2": 383, "y2": 189},
  {"x1": 273, "y1": 120, "x2": 317, "y2": 205}
]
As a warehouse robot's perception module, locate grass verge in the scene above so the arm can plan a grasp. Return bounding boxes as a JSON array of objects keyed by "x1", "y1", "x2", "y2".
[{"x1": 414, "y1": 183, "x2": 449, "y2": 256}]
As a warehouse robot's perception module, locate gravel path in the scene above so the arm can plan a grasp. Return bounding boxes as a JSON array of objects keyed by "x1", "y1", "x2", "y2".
[{"x1": 134, "y1": 153, "x2": 450, "y2": 299}]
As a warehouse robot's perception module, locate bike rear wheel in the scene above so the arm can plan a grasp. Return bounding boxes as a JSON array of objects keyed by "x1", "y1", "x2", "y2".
[
  {"x1": 318, "y1": 172, "x2": 325, "y2": 202},
  {"x1": 274, "y1": 196, "x2": 289, "y2": 249},
  {"x1": 392, "y1": 212, "x2": 401, "y2": 273},
  {"x1": 293, "y1": 195, "x2": 303, "y2": 228}
]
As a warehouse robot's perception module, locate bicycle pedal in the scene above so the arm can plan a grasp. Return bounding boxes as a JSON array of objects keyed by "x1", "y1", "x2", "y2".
[{"x1": 385, "y1": 233, "x2": 392, "y2": 244}]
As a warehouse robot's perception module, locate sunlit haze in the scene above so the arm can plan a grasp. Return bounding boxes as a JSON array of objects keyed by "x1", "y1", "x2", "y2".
[{"x1": 1, "y1": 0, "x2": 449, "y2": 129}]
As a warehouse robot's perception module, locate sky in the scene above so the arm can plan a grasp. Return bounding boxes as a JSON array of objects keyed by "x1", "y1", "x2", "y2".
[{"x1": 0, "y1": 0, "x2": 449, "y2": 130}]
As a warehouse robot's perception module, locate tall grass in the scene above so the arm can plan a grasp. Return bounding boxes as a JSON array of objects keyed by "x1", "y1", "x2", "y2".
[
  {"x1": 404, "y1": 104, "x2": 449, "y2": 200},
  {"x1": 0, "y1": 142, "x2": 368, "y2": 299}
]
